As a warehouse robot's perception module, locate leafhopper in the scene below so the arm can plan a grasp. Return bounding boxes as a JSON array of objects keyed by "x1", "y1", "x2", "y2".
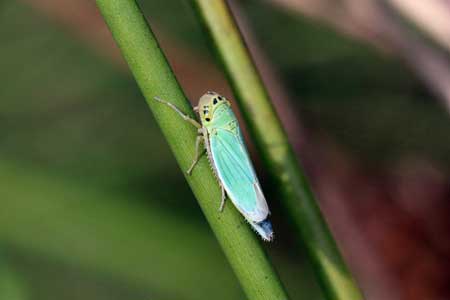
[{"x1": 155, "y1": 91, "x2": 274, "y2": 241}]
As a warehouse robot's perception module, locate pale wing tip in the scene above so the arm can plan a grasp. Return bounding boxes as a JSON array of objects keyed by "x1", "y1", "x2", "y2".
[
  {"x1": 251, "y1": 182, "x2": 270, "y2": 222},
  {"x1": 250, "y1": 219, "x2": 274, "y2": 242}
]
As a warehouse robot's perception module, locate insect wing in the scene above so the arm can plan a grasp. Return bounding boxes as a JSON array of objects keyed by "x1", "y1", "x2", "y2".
[{"x1": 210, "y1": 127, "x2": 269, "y2": 222}]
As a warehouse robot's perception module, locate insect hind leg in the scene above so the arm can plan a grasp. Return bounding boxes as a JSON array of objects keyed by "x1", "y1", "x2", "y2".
[{"x1": 219, "y1": 185, "x2": 226, "y2": 212}]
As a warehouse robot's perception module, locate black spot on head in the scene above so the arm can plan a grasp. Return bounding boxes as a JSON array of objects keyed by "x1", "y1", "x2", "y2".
[
  {"x1": 213, "y1": 98, "x2": 218, "y2": 105},
  {"x1": 205, "y1": 117, "x2": 211, "y2": 122},
  {"x1": 218, "y1": 96, "x2": 223, "y2": 100},
  {"x1": 203, "y1": 110, "x2": 207, "y2": 115}
]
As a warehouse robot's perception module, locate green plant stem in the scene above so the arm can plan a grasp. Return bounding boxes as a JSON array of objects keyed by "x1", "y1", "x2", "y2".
[
  {"x1": 191, "y1": 1, "x2": 364, "y2": 300},
  {"x1": 95, "y1": 1, "x2": 289, "y2": 299}
]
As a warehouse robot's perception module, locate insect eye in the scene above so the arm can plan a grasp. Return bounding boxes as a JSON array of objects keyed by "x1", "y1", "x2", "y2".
[
  {"x1": 205, "y1": 117, "x2": 211, "y2": 122},
  {"x1": 213, "y1": 98, "x2": 218, "y2": 105}
]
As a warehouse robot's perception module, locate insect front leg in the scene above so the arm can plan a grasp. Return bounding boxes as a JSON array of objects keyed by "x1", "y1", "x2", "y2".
[
  {"x1": 154, "y1": 96, "x2": 201, "y2": 128},
  {"x1": 186, "y1": 135, "x2": 205, "y2": 175}
]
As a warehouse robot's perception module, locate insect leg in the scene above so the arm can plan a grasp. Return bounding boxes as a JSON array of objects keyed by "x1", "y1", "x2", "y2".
[
  {"x1": 186, "y1": 135, "x2": 205, "y2": 175},
  {"x1": 219, "y1": 185, "x2": 226, "y2": 212},
  {"x1": 154, "y1": 96, "x2": 201, "y2": 128}
]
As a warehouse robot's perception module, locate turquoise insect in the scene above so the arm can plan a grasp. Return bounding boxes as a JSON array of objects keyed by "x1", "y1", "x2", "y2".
[{"x1": 155, "y1": 91, "x2": 274, "y2": 241}]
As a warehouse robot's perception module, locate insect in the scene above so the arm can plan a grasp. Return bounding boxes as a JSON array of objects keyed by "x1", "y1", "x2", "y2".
[{"x1": 155, "y1": 91, "x2": 274, "y2": 241}]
